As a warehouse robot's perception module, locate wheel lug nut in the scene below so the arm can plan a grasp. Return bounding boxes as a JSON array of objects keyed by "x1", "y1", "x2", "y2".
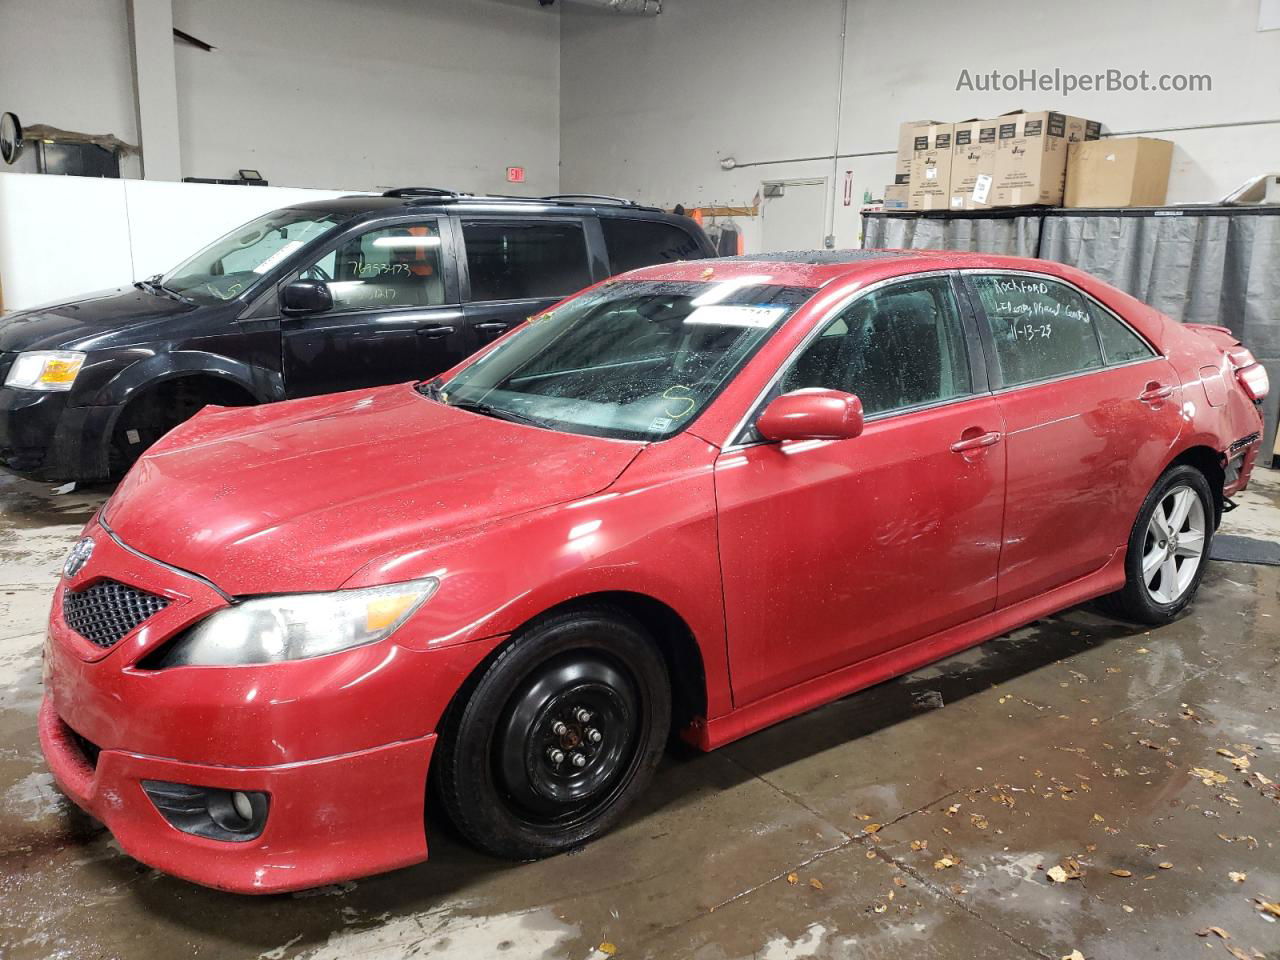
[
  {"x1": 575, "y1": 708, "x2": 593, "y2": 723},
  {"x1": 587, "y1": 727, "x2": 602, "y2": 743},
  {"x1": 547, "y1": 748, "x2": 565, "y2": 764},
  {"x1": 571, "y1": 752, "x2": 587, "y2": 768},
  {"x1": 552, "y1": 721, "x2": 568, "y2": 736}
]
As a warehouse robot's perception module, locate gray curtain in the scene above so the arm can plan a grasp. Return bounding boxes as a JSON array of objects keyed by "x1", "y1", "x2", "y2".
[{"x1": 863, "y1": 209, "x2": 1280, "y2": 459}]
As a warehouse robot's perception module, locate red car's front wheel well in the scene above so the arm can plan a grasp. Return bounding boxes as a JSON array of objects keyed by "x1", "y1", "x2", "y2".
[{"x1": 437, "y1": 592, "x2": 709, "y2": 746}]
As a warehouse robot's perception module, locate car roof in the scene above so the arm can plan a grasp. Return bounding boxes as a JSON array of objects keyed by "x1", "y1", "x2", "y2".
[
  {"x1": 617, "y1": 248, "x2": 1079, "y2": 288},
  {"x1": 281, "y1": 189, "x2": 691, "y2": 224}
]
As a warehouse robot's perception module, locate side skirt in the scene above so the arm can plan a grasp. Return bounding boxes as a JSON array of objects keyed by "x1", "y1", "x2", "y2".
[{"x1": 686, "y1": 548, "x2": 1127, "y2": 752}]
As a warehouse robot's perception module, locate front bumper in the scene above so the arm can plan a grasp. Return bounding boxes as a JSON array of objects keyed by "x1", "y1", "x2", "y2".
[
  {"x1": 0, "y1": 387, "x2": 115, "y2": 481},
  {"x1": 39, "y1": 698, "x2": 435, "y2": 894},
  {"x1": 40, "y1": 517, "x2": 498, "y2": 893}
]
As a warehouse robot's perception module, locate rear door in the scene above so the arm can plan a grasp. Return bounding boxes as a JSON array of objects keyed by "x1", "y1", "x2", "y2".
[
  {"x1": 281, "y1": 217, "x2": 468, "y2": 398},
  {"x1": 458, "y1": 217, "x2": 598, "y2": 347},
  {"x1": 963, "y1": 271, "x2": 1182, "y2": 608}
]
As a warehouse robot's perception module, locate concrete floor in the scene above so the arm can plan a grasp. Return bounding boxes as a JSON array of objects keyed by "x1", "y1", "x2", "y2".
[{"x1": 1, "y1": 469, "x2": 1278, "y2": 960}]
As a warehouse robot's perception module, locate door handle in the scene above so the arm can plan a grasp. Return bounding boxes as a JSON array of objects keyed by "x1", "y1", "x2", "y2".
[
  {"x1": 416, "y1": 324, "x2": 456, "y2": 339},
  {"x1": 1139, "y1": 383, "x2": 1174, "y2": 404},
  {"x1": 475, "y1": 321, "x2": 510, "y2": 334},
  {"x1": 950, "y1": 431, "x2": 1002, "y2": 454}
]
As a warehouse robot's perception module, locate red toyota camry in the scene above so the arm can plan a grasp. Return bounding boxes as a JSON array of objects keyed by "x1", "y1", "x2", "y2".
[{"x1": 40, "y1": 250, "x2": 1268, "y2": 893}]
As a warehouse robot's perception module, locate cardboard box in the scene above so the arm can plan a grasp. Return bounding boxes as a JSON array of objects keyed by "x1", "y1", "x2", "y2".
[
  {"x1": 883, "y1": 183, "x2": 909, "y2": 210},
  {"x1": 990, "y1": 112, "x2": 1100, "y2": 207},
  {"x1": 1065, "y1": 137, "x2": 1174, "y2": 207},
  {"x1": 907, "y1": 123, "x2": 954, "y2": 210},
  {"x1": 895, "y1": 120, "x2": 936, "y2": 185},
  {"x1": 949, "y1": 118, "x2": 999, "y2": 210}
]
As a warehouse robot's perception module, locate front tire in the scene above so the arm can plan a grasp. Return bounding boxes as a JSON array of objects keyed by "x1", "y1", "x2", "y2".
[
  {"x1": 1106, "y1": 464, "x2": 1214, "y2": 624},
  {"x1": 433, "y1": 607, "x2": 671, "y2": 860}
]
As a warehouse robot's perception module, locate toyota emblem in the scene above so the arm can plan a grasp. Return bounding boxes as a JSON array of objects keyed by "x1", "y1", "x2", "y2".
[{"x1": 63, "y1": 537, "x2": 95, "y2": 578}]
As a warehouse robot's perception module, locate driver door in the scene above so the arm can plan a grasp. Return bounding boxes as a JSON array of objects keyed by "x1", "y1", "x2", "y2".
[
  {"x1": 715, "y1": 274, "x2": 1007, "y2": 705},
  {"x1": 281, "y1": 218, "x2": 468, "y2": 398}
]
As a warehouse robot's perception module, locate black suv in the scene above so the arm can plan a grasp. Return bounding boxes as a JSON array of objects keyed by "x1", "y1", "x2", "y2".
[{"x1": 0, "y1": 189, "x2": 714, "y2": 481}]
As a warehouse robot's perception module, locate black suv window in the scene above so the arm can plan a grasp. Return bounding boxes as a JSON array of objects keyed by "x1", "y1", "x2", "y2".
[
  {"x1": 462, "y1": 220, "x2": 591, "y2": 301},
  {"x1": 972, "y1": 274, "x2": 1103, "y2": 386},
  {"x1": 780, "y1": 276, "x2": 972, "y2": 416},
  {"x1": 301, "y1": 221, "x2": 447, "y2": 311},
  {"x1": 601, "y1": 218, "x2": 701, "y2": 274}
]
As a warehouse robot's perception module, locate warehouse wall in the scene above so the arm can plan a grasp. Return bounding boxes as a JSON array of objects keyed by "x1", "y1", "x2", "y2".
[
  {"x1": 560, "y1": 0, "x2": 1280, "y2": 248},
  {"x1": 0, "y1": 0, "x2": 141, "y2": 176},
  {"x1": 0, "y1": 0, "x2": 561, "y2": 194}
]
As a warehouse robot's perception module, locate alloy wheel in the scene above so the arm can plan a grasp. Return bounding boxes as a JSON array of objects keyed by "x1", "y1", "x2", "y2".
[{"x1": 1142, "y1": 483, "x2": 1207, "y2": 604}]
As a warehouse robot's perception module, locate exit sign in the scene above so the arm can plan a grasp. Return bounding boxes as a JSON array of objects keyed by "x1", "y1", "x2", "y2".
[{"x1": 506, "y1": 166, "x2": 525, "y2": 183}]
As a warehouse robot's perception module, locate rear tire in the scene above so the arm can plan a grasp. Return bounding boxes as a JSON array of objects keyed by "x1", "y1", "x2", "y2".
[
  {"x1": 1104, "y1": 464, "x2": 1214, "y2": 625},
  {"x1": 433, "y1": 606, "x2": 670, "y2": 860}
]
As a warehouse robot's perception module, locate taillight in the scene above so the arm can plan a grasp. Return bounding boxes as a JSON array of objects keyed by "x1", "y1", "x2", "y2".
[{"x1": 1228, "y1": 346, "x2": 1269, "y2": 401}]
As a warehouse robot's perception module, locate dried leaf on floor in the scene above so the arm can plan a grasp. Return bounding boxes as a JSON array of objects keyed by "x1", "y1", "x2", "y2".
[
  {"x1": 934, "y1": 856, "x2": 957, "y2": 870},
  {"x1": 809, "y1": 878, "x2": 824, "y2": 891},
  {"x1": 1092, "y1": 814, "x2": 1106, "y2": 823},
  {"x1": 970, "y1": 813, "x2": 989, "y2": 830},
  {"x1": 910, "y1": 839, "x2": 928, "y2": 851},
  {"x1": 1111, "y1": 869, "x2": 1133, "y2": 878},
  {"x1": 1062, "y1": 951, "x2": 1085, "y2": 960},
  {"x1": 1192, "y1": 767, "x2": 1229, "y2": 786},
  {"x1": 1047, "y1": 865, "x2": 1069, "y2": 883},
  {"x1": 598, "y1": 944, "x2": 617, "y2": 957},
  {"x1": 1159, "y1": 862, "x2": 1173, "y2": 870},
  {"x1": 1195, "y1": 927, "x2": 1230, "y2": 939},
  {"x1": 864, "y1": 823, "x2": 882, "y2": 834},
  {"x1": 1254, "y1": 898, "x2": 1280, "y2": 918},
  {"x1": 945, "y1": 803, "x2": 961, "y2": 816},
  {"x1": 854, "y1": 813, "x2": 872, "y2": 821},
  {"x1": 786, "y1": 873, "x2": 798, "y2": 886},
  {"x1": 893, "y1": 876, "x2": 906, "y2": 888},
  {"x1": 1229, "y1": 872, "x2": 1247, "y2": 883}
]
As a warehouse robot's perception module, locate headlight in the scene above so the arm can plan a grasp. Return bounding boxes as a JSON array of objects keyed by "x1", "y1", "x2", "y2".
[
  {"x1": 4, "y1": 350, "x2": 86, "y2": 391},
  {"x1": 153, "y1": 578, "x2": 438, "y2": 667}
]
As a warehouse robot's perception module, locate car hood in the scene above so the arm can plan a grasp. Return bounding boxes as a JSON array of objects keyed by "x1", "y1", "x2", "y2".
[
  {"x1": 0, "y1": 287, "x2": 197, "y2": 352},
  {"x1": 103, "y1": 384, "x2": 643, "y2": 595}
]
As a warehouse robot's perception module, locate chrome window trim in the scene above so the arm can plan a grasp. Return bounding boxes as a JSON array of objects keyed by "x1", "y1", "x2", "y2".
[{"x1": 720, "y1": 270, "x2": 967, "y2": 452}]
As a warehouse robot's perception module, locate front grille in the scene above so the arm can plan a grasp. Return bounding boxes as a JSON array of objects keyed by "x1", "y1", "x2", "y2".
[{"x1": 63, "y1": 580, "x2": 170, "y2": 649}]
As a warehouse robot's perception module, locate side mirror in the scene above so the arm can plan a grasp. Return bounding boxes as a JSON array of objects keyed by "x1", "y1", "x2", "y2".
[
  {"x1": 756, "y1": 389, "x2": 864, "y2": 443},
  {"x1": 281, "y1": 278, "x2": 333, "y2": 315}
]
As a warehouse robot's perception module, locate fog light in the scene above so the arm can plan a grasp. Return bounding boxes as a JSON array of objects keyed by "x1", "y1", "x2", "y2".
[
  {"x1": 231, "y1": 790, "x2": 254, "y2": 821},
  {"x1": 142, "y1": 780, "x2": 269, "y2": 842}
]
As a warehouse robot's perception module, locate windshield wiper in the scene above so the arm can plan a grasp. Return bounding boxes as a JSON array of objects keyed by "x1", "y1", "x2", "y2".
[
  {"x1": 134, "y1": 275, "x2": 196, "y2": 305},
  {"x1": 449, "y1": 398, "x2": 548, "y2": 428}
]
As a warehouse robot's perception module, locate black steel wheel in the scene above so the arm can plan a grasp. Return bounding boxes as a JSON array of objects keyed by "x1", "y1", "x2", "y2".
[{"x1": 433, "y1": 606, "x2": 670, "y2": 860}]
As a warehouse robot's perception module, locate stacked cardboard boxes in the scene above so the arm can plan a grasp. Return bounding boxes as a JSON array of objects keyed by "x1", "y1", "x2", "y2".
[{"x1": 887, "y1": 111, "x2": 1106, "y2": 211}]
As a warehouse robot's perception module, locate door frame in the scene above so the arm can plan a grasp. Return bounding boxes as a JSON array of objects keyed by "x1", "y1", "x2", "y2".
[{"x1": 719, "y1": 270, "x2": 992, "y2": 451}]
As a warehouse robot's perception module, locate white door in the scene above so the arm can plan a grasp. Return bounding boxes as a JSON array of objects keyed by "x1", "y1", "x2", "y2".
[{"x1": 760, "y1": 178, "x2": 827, "y2": 253}]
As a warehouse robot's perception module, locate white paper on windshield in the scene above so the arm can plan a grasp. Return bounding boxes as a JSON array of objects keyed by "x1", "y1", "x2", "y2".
[
  {"x1": 684, "y1": 305, "x2": 787, "y2": 329},
  {"x1": 253, "y1": 240, "x2": 304, "y2": 274}
]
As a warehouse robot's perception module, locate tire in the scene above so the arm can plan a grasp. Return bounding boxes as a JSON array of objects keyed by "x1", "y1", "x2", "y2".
[
  {"x1": 433, "y1": 606, "x2": 671, "y2": 860},
  {"x1": 1104, "y1": 464, "x2": 1215, "y2": 625}
]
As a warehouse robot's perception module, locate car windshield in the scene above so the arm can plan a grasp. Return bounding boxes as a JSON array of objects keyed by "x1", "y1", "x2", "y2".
[
  {"x1": 437, "y1": 278, "x2": 816, "y2": 441},
  {"x1": 161, "y1": 208, "x2": 351, "y2": 304}
]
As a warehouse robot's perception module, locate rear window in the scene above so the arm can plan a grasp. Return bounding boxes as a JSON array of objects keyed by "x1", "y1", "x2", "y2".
[
  {"x1": 602, "y1": 218, "x2": 702, "y2": 274},
  {"x1": 462, "y1": 220, "x2": 592, "y2": 301}
]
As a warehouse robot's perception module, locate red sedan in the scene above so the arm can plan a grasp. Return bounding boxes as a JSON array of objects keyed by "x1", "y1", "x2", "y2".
[{"x1": 40, "y1": 250, "x2": 1268, "y2": 893}]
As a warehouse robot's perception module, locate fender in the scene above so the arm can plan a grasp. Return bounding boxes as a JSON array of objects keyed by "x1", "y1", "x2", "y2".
[
  {"x1": 346, "y1": 433, "x2": 735, "y2": 721},
  {"x1": 86, "y1": 349, "x2": 283, "y2": 408}
]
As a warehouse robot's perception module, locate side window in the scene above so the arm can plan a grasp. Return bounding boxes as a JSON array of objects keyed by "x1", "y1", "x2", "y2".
[
  {"x1": 972, "y1": 275, "x2": 1102, "y2": 386},
  {"x1": 601, "y1": 218, "x2": 702, "y2": 274},
  {"x1": 299, "y1": 221, "x2": 447, "y2": 311},
  {"x1": 462, "y1": 220, "x2": 591, "y2": 301},
  {"x1": 780, "y1": 277, "x2": 972, "y2": 417},
  {"x1": 1091, "y1": 301, "x2": 1156, "y2": 364}
]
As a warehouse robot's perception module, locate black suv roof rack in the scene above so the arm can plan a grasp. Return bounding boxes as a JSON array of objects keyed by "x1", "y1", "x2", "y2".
[
  {"x1": 382, "y1": 187, "x2": 463, "y2": 198},
  {"x1": 542, "y1": 193, "x2": 639, "y2": 206},
  {"x1": 375, "y1": 188, "x2": 662, "y2": 213}
]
